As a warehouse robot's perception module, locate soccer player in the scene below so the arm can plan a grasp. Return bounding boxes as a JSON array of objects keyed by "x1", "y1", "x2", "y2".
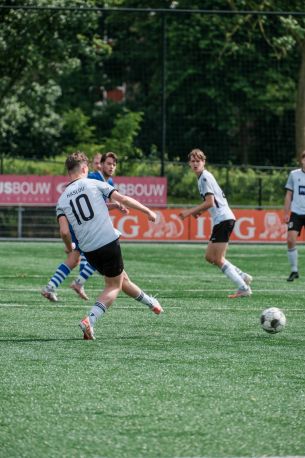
[
  {"x1": 68, "y1": 152, "x2": 121, "y2": 297},
  {"x1": 284, "y1": 150, "x2": 305, "y2": 281},
  {"x1": 179, "y1": 148, "x2": 252, "y2": 298},
  {"x1": 88, "y1": 151, "x2": 116, "y2": 185},
  {"x1": 42, "y1": 153, "x2": 161, "y2": 315},
  {"x1": 41, "y1": 152, "x2": 120, "y2": 301},
  {"x1": 56, "y1": 151, "x2": 162, "y2": 339},
  {"x1": 91, "y1": 152, "x2": 102, "y2": 172}
]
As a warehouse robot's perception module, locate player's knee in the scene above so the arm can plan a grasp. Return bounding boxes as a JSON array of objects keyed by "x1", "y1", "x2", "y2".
[
  {"x1": 205, "y1": 252, "x2": 215, "y2": 264},
  {"x1": 287, "y1": 236, "x2": 296, "y2": 249},
  {"x1": 122, "y1": 271, "x2": 130, "y2": 283},
  {"x1": 66, "y1": 255, "x2": 79, "y2": 269}
]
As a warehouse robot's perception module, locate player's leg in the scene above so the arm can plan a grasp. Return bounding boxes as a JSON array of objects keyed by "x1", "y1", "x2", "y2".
[
  {"x1": 70, "y1": 253, "x2": 96, "y2": 300},
  {"x1": 205, "y1": 241, "x2": 251, "y2": 297},
  {"x1": 121, "y1": 270, "x2": 163, "y2": 314},
  {"x1": 80, "y1": 273, "x2": 124, "y2": 340},
  {"x1": 69, "y1": 227, "x2": 95, "y2": 299},
  {"x1": 287, "y1": 229, "x2": 299, "y2": 281},
  {"x1": 225, "y1": 260, "x2": 253, "y2": 285},
  {"x1": 205, "y1": 220, "x2": 251, "y2": 298},
  {"x1": 208, "y1": 224, "x2": 252, "y2": 284},
  {"x1": 41, "y1": 250, "x2": 80, "y2": 302},
  {"x1": 79, "y1": 239, "x2": 124, "y2": 339}
]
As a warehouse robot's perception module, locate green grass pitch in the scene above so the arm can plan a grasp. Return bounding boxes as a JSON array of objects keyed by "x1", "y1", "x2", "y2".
[{"x1": 1, "y1": 241, "x2": 305, "y2": 458}]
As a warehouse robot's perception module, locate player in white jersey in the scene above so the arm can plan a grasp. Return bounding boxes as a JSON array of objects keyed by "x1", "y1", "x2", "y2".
[
  {"x1": 57, "y1": 152, "x2": 163, "y2": 340},
  {"x1": 179, "y1": 148, "x2": 252, "y2": 298},
  {"x1": 284, "y1": 151, "x2": 305, "y2": 281},
  {"x1": 42, "y1": 152, "x2": 162, "y2": 317},
  {"x1": 41, "y1": 152, "x2": 120, "y2": 302}
]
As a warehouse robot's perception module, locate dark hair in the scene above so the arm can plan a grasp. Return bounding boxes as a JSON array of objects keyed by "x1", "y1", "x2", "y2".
[
  {"x1": 101, "y1": 151, "x2": 118, "y2": 164},
  {"x1": 65, "y1": 152, "x2": 89, "y2": 172}
]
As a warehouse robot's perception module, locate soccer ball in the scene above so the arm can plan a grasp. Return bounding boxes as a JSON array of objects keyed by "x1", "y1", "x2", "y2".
[{"x1": 260, "y1": 307, "x2": 286, "y2": 334}]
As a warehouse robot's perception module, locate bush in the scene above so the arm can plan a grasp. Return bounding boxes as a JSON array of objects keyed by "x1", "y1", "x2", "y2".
[{"x1": 1, "y1": 156, "x2": 289, "y2": 207}]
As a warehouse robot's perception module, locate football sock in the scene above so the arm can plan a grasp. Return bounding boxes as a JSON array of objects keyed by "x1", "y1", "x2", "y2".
[
  {"x1": 79, "y1": 254, "x2": 87, "y2": 272},
  {"x1": 89, "y1": 301, "x2": 107, "y2": 326},
  {"x1": 231, "y1": 263, "x2": 248, "y2": 281},
  {"x1": 287, "y1": 248, "x2": 298, "y2": 272},
  {"x1": 48, "y1": 263, "x2": 71, "y2": 289},
  {"x1": 221, "y1": 261, "x2": 247, "y2": 289},
  {"x1": 135, "y1": 291, "x2": 154, "y2": 308},
  {"x1": 75, "y1": 259, "x2": 96, "y2": 285}
]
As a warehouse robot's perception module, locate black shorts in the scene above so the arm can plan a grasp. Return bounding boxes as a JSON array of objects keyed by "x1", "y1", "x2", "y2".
[
  {"x1": 84, "y1": 239, "x2": 124, "y2": 278},
  {"x1": 288, "y1": 212, "x2": 305, "y2": 235},
  {"x1": 210, "y1": 219, "x2": 235, "y2": 243}
]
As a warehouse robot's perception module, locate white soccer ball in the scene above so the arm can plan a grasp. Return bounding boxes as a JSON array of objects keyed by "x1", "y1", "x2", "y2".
[{"x1": 260, "y1": 307, "x2": 286, "y2": 334}]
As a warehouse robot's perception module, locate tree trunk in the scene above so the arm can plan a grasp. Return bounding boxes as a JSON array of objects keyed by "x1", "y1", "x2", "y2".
[{"x1": 295, "y1": 40, "x2": 305, "y2": 157}]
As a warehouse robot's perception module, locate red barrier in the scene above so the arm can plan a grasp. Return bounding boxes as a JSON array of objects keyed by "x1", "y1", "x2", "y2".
[
  {"x1": 111, "y1": 208, "x2": 293, "y2": 243},
  {"x1": 0, "y1": 175, "x2": 167, "y2": 206},
  {"x1": 0, "y1": 175, "x2": 294, "y2": 242}
]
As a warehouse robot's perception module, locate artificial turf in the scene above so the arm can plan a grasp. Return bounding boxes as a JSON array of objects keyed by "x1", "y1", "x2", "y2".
[{"x1": 1, "y1": 241, "x2": 305, "y2": 457}]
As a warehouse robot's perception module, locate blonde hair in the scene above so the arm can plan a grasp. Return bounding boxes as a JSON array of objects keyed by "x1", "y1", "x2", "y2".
[{"x1": 188, "y1": 148, "x2": 206, "y2": 162}]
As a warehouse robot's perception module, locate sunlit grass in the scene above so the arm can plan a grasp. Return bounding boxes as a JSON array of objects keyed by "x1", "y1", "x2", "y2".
[{"x1": 1, "y1": 242, "x2": 305, "y2": 457}]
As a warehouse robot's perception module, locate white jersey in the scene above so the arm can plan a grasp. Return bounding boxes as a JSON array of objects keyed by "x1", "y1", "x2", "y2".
[
  {"x1": 56, "y1": 178, "x2": 120, "y2": 252},
  {"x1": 198, "y1": 170, "x2": 235, "y2": 226},
  {"x1": 285, "y1": 168, "x2": 305, "y2": 215}
]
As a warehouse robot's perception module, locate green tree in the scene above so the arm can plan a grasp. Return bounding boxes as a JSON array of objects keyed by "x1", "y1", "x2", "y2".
[
  {"x1": 0, "y1": 0, "x2": 109, "y2": 158},
  {"x1": 105, "y1": 0, "x2": 300, "y2": 165}
]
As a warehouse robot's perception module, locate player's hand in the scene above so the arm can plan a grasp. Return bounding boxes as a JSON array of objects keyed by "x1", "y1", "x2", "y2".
[
  {"x1": 147, "y1": 210, "x2": 157, "y2": 222},
  {"x1": 284, "y1": 213, "x2": 290, "y2": 224},
  {"x1": 117, "y1": 204, "x2": 129, "y2": 215},
  {"x1": 64, "y1": 242, "x2": 75, "y2": 254},
  {"x1": 178, "y1": 210, "x2": 189, "y2": 220},
  {"x1": 192, "y1": 211, "x2": 202, "y2": 219}
]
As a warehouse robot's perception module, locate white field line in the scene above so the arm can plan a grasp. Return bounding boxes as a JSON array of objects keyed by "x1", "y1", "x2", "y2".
[
  {"x1": 0, "y1": 286, "x2": 304, "y2": 293},
  {"x1": 0, "y1": 274, "x2": 300, "y2": 281},
  {"x1": 1, "y1": 305, "x2": 304, "y2": 315}
]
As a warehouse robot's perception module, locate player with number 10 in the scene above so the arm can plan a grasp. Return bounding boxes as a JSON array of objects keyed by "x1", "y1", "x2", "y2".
[{"x1": 56, "y1": 152, "x2": 163, "y2": 340}]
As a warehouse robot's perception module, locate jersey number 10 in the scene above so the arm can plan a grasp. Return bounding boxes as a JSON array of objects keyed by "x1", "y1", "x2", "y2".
[{"x1": 70, "y1": 194, "x2": 94, "y2": 225}]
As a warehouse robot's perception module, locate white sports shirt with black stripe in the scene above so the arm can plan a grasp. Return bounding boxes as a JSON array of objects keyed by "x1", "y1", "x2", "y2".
[
  {"x1": 56, "y1": 178, "x2": 120, "y2": 252},
  {"x1": 285, "y1": 168, "x2": 305, "y2": 215},
  {"x1": 198, "y1": 170, "x2": 235, "y2": 226}
]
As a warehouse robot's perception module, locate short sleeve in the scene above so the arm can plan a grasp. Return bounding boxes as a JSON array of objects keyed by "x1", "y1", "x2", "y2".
[
  {"x1": 285, "y1": 172, "x2": 293, "y2": 191},
  {"x1": 56, "y1": 202, "x2": 65, "y2": 219},
  {"x1": 96, "y1": 179, "x2": 115, "y2": 198},
  {"x1": 199, "y1": 175, "x2": 214, "y2": 197}
]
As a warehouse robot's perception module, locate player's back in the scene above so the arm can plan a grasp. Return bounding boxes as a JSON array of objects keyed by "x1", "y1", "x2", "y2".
[{"x1": 57, "y1": 178, "x2": 119, "y2": 252}]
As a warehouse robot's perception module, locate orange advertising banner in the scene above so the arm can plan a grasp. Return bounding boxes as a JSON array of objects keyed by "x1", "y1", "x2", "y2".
[{"x1": 110, "y1": 208, "x2": 301, "y2": 243}]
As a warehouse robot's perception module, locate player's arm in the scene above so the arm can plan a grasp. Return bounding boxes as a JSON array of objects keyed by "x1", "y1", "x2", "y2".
[
  {"x1": 284, "y1": 189, "x2": 293, "y2": 223},
  {"x1": 106, "y1": 201, "x2": 129, "y2": 214},
  {"x1": 109, "y1": 190, "x2": 156, "y2": 222},
  {"x1": 58, "y1": 215, "x2": 74, "y2": 253},
  {"x1": 179, "y1": 194, "x2": 214, "y2": 220}
]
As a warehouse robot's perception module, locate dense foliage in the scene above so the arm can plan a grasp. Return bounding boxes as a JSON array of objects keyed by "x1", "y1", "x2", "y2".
[
  {"x1": 1, "y1": 1, "x2": 305, "y2": 166},
  {"x1": 1, "y1": 154, "x2": 290, "y2": 207}
]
